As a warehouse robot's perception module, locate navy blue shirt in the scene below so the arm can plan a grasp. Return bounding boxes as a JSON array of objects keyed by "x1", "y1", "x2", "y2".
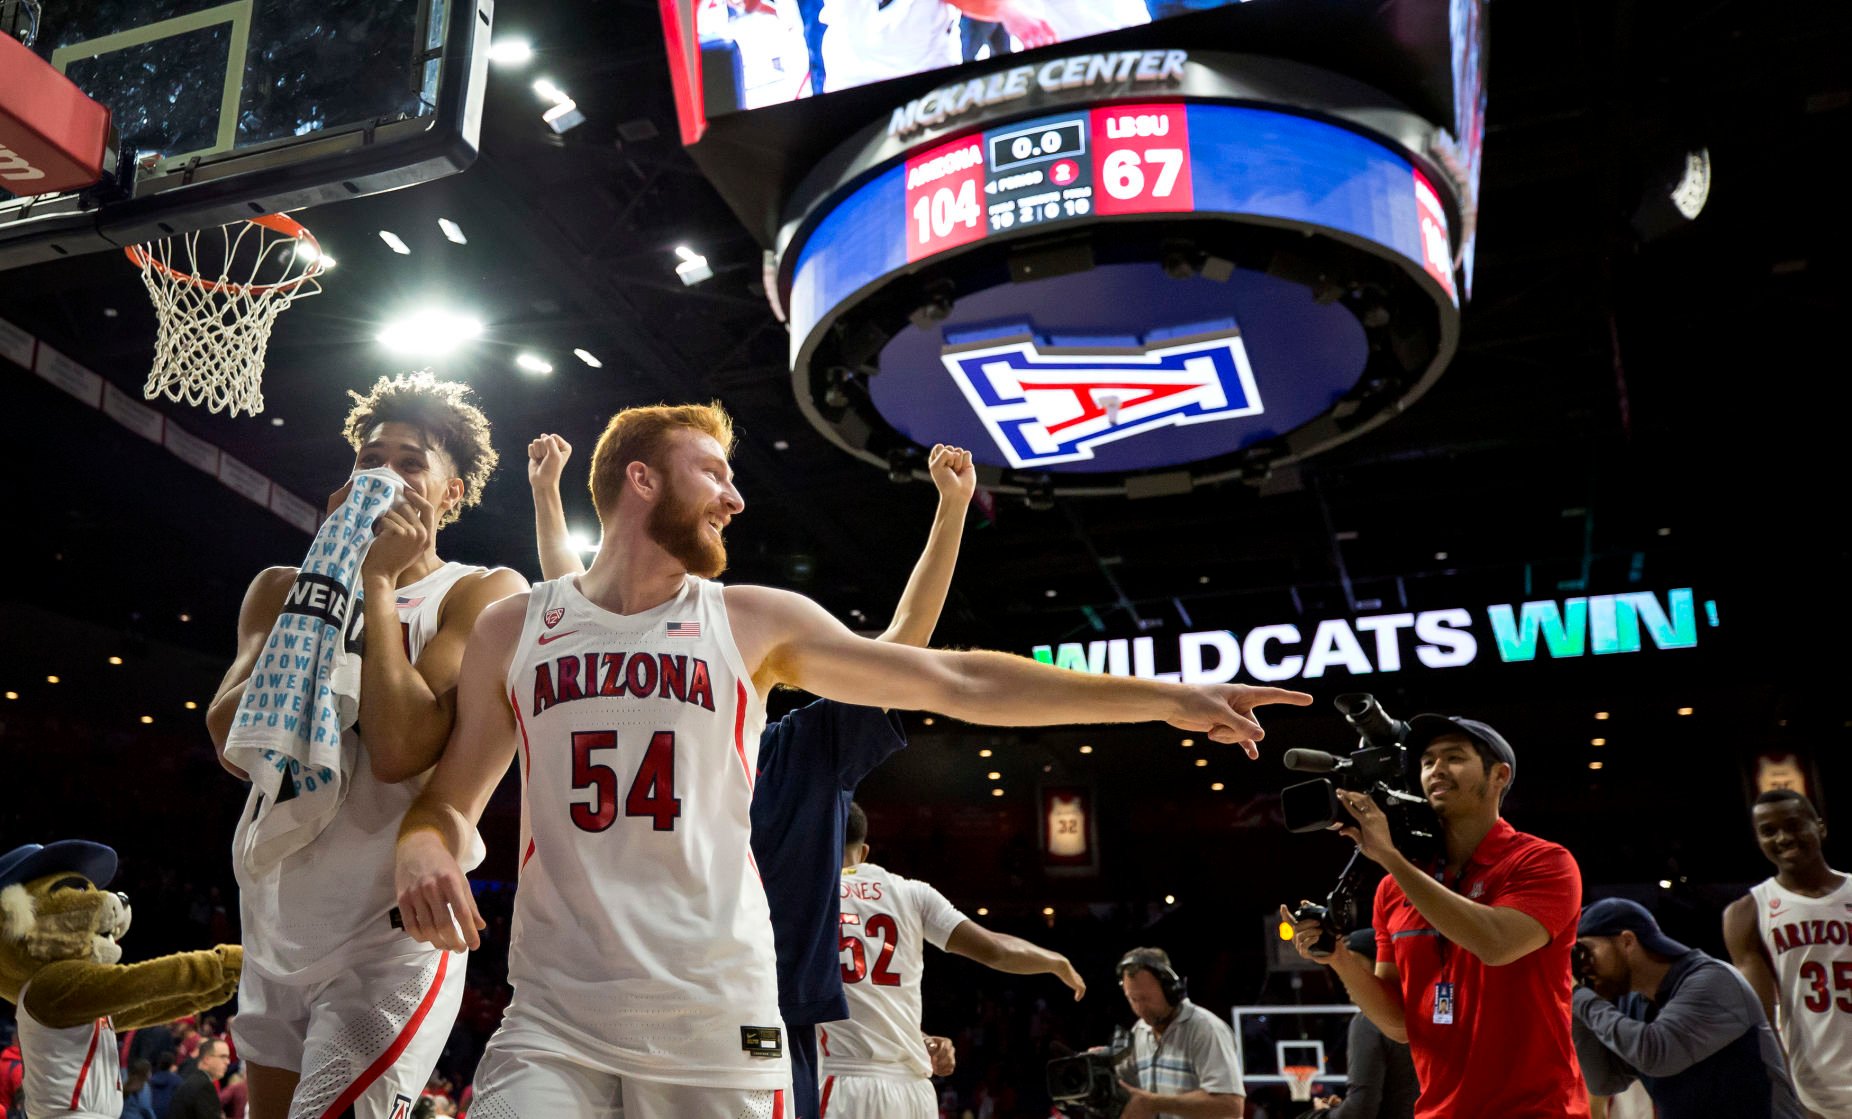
[{"x1": 751, "y1": 698, "x2": 907, "y2": 1026}]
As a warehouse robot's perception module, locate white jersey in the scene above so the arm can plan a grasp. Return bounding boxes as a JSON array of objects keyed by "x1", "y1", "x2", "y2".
[
  {"x1": 499, "y1": 575, "x2": 784, "y2": 1089},
  {"x1": 821, "y1": 862, "x2": 968, "y2": 1080},
  {"x1": 818, "y1": 0, "x2": 960, "y2": 94},
  {"x1": 13, "y1": 988, "x2": 118, "y2": 1119},
  {"x1": 1751, "y1": 874, "x2": 1852, "y2": 1117},
  {"x1": 235, "y1": 561, "x2": 487, "y2": 981}
]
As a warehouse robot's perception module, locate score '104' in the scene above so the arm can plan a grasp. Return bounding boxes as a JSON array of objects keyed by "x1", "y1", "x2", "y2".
[{"x1": 912, "y1": 179, "x2": 981, "y2": 244}]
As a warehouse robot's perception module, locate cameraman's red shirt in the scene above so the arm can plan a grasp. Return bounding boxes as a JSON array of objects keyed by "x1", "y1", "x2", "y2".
[{"x1": 1372, "y1": 818, "x2": 1589, "y2": 1118}]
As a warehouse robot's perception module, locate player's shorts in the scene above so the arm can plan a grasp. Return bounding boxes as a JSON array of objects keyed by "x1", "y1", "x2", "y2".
[
  {"x1": 230, "y1": 946, "x2": 465, "y2": 1119},
  {"x1": 467, "y1": 1041, "x2": 789, "y2": 1119},
  {"x1": 818, "y1": 1072, "x2": 935, "y2": 1119}
]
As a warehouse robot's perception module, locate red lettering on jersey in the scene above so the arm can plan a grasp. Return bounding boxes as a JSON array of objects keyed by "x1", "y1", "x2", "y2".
[
  {"x1": 687, "y1": 658, "x2": 715, "y2": 711},
  {"x1": 598, "y1": 653, "x2": 627, "y2": 697},
  {"x1": 531, "y1": 650, "x2": 715, "y2": 714},
  {"x1": 659, "y1": 654, "x2": 688, "y2": 702},
  {"x1": 556, "y1": 655, "x2": 585, "y2": 703},
  {"x1": 1774, "y1": 925, "x2": 1791, "y2": 953},
  {"x1": 839, "y1": 880, "x2": 885, "y2": 901},
  {"x1": 626, "y1": 653, "x2": 659, "y2": 697}
]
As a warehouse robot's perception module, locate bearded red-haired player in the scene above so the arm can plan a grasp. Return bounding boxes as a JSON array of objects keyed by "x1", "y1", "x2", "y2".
[{"x1": 393, "y1": 402, "x2": 1310, "y2": 1118}]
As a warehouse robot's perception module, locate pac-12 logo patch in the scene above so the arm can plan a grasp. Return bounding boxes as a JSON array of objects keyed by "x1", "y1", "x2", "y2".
[
  {"x1": 544, "y1": 607, "x2": 565, "y2": 629},
  {"x1": 941, "y1": 329, "x2": 1263, "y2": 468},
  {"x1": 388, "y1": 1094, "x2": 414, "y2": 1119}
]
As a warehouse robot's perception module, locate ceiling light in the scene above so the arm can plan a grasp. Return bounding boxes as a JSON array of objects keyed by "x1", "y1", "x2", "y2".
[
  {"x1": 1670, "y1": 149, "x2": 1711, "y2": 220},
  {"x1": 542, "y1": 99, "x2": 585, "y2": 133},
  {"x1": 107, "y1": 656, "x2": 122, "y2": 666},
  {"x1": 438, "y1": 218, "x2": 468, "y2": 245},
  {"x1": 378, "y1": 230, "x2": 411, "y2": 255},
  {"x1": 184, "y1": 701, "x2": 198, "y2": 710},
  {"x1": 976, "y1": 907, "x2": 989, "y2": 916},
  {"x1": 488, "y1": 38, "x2": 533, "y2": 65},
  {"x1": 1210, "y1": 782, "x2": 1224, "y2": 791},
  {"x1": 1591, "y1": 738, "x2": 1606, "y2": 747},
  {"x1": 1044, "y1": 589, "x2": 1057, "y2": 598},
  {"x1": 1658, "y1": 879, "x2": 1673, "y2": 890},
  {"x1": 1041, "y1": 906, "x2": 1054, "y2": 916},
  {"x1": 533, "y1": 78, "x2": 567, "y2": 103},
  {"x1": 922, "y1": 716, "x2": 934, "y2": 726},
  {"x1": 1595, "y1": 711, "x2": 1609, "y2": 720},
  {"x1": 377, "y1": 310, "x2": 484, "y2": 356},
  {"x1": 1657, "y1": 527, "x2": 1671, "y2": 536},
  {"x1": 139, "y1": 715, "x2": 153, "y2": 724},
  {"x1": 773, "y1": 439, "x2": 790, "y2": 451},
  {"x1": 573, "y1": 348, "x2": 603, "y2": 368},
  {"x1": 1677, "y1": 707, "x2": 1694, "y2": 716},
  {"x1": 178, "y1": 613, "x2": 191, "y2": 622},
  {"x1": 991, "y1": 788, "x2": 1004, "y2": 797},
  {"x1": 1588, "y1": 761, "x2": 1604, "y2": 771},
  {"x1": 4, "y1": 691, "x2": 16, "y2": 700},
  {"x1": 987, "y1": 771, "x2": 1001, "y2": 780},
  {"x1": 1435, "y1": 551, "x2": 1449, "y2": 561},
  {"x1": 1194, "y1": 758, "x2": 1208, "y2": 767},
  {"x1": 1180, "y1": 738, "x2": 1194, "y2": 747},
  {"x1": 516, "y1": 353, "x2": 554, "y2": 374},
  {"x1": 1198, "y1": 575, "x2": 1209, "y2": 584},
  {"x1": 1079, "y1": 745, "x2": 1093, "y2": 754},
  {"x1": 674, "y1": 247, "x2": 712, "y2": 286},
  {"x1": 46, "y1": 675, "x2": 59, "y2": 684},
  {"x1": 568, "y1": 530, "x2": 599, "y2": 555},
  {"x1": 979, "y1": 748, "x2": 992, "y2": 758},
  {"x1": 1164, "y1": 895, "x2": 1175, "y2": 905},
  {"x1": 270, "y1": 417, "x2": 285, "y2": 427}
]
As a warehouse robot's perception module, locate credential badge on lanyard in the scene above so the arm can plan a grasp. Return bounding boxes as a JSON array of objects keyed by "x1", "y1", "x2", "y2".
[{"x1": 1433, "y1": 981, "x2": 1456, "y2": 1025}]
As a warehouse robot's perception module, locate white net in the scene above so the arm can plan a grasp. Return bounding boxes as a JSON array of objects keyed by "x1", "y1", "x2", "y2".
[
  {"x1": 128, "y1": 215, "x2": 324, "y2": 417},
  {"x1": 1285, "y1": 1066, "x2": 1319, "y2": 1102}
]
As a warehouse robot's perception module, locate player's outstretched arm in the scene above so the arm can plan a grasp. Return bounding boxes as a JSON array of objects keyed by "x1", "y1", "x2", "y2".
[
  {"x1": 878, "y1": 445, "x2": 975, "y2": 648},
  {"x1": 1722, "y1": 895, "x2": 1780, "y2": 1032},
  {"x1": 528, "y1": 434, "x2": 586, "y2": 581},
  {"x1": 205, "y1": 565, "x2": 299, "y2": 779},
  {"x1": 948, "y1": 0, "x2": 1057, "y2": 47},
  {"x1": 394, "y1": 594, "x2": 527, "y2": 952},
  {"x1": 729, "y1": 585, "x2": 1312, "y2": 754},
  {"x1": 945, "y1": 920, "x2": 1086, "y2": 1000}
]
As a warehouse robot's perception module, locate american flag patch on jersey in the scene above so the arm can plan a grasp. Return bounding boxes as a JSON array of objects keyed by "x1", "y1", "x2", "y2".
[
  {"x1": 665, "y1": 621, "x2": 701, "y2": 638},
  {"x1": 396, "y1": 596, "x2": 425, "y2": 609}
]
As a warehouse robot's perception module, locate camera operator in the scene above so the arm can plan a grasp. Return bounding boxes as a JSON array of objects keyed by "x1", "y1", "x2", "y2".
[
  {"x1": 1298, "y1": 929, "x2": 1417, "y2": 1119},
  {"x1": 1570, "y1": 898, "x2": 1803, "y2": 1119},
  {"x1": 1114, "y1": 949, "x2": 1245, "y2": 1119},
  {"x1": 1281, "y1": 715, "x2": 1590, "y2": 1118}
]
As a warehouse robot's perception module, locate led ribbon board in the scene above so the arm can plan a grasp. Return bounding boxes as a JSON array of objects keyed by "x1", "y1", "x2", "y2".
[{"x1": 789, "y1": 101, "x2": 1456, "y2": 478}]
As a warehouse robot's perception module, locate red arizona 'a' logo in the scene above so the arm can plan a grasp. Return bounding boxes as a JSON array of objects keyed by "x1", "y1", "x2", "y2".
[
  {"x1": 544, "y1": 607, "x2": 565, "y2": 629},
  {"x1": 388, "y1": 1095, "x2": 414, "y2": 1119}
]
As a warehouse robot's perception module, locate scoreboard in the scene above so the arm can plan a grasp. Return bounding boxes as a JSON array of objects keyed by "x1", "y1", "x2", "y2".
[{"x1": 904, "y1": 104, "x2": 1194, "y2": 262}]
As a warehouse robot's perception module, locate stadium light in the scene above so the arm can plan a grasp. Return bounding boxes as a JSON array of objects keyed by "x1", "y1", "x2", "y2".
[
  {"x1": 489, "y1": 38, "x2": 533, "y2": 65},
  {"x1": 377, "y1": 310, "x2": 484, "y2": 356}
]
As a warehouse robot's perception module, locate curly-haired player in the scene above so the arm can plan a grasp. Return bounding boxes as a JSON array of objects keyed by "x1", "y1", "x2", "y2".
[{"x1": 206, "y1": 373, "x2": 526, "y2": 1119}]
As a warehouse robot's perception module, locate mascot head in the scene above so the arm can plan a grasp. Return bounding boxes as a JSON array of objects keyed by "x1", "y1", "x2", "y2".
[{"x1": 0, "y1": 842, "x2": 131, "y2": 1002}]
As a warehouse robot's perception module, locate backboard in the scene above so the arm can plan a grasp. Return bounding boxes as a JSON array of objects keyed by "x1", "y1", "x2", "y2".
[
  {"x1": 1234, "y1": 1003, "x2": 1360, "y2": 1102},
  {"x1": 0, "y1": 0, "x2": 490, "y2": 269}
]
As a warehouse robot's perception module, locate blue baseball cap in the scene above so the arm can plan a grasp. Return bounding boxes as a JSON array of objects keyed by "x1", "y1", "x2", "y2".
[
  {"x1": 1405, "y1": 715, "x2": 1517, "y2": 791},
  {"x1": 1578, "y1": 898, "x2": 1691, "y2": 958},
  {"x1": 0, "y1": 841, "x2": 118, "y2": 892}
]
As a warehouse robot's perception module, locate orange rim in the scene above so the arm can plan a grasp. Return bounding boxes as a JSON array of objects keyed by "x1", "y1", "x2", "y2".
[{"x1": 124, "y1": 213, "x2": 324, "y2": 296}]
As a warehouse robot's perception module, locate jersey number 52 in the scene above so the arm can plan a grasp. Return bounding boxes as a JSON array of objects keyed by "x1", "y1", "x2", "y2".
[{"x1": 841, "y1": 913, "x2": 903, "y2": 986}]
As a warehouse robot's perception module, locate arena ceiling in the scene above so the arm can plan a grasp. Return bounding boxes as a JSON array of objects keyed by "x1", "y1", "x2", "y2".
[{"x1": 1, "y1": 0, "x2": 1846, "y2": 694}]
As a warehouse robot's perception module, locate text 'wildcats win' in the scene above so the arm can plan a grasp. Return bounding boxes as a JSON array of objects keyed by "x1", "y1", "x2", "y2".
[{"x1": 1031, "y1": 588, "x2": 1718, "y2": 684}]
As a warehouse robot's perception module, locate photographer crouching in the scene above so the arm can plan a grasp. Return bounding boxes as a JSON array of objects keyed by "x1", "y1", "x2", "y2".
[
  {"x1": 1570, "y1": 898, "x2": 1803, "y2": 1119},
  {"x1": 1281, "y1": 715, "x2": 1591, "y2": 1118}
]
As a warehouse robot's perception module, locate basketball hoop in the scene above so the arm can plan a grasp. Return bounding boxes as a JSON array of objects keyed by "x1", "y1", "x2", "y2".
[
  {"x1": 125, "y1": 213, "x2": 326, "y2": 417},
  {"x1": 1284, "y1": 1065, "x2": 1319, "y2": 1103}
]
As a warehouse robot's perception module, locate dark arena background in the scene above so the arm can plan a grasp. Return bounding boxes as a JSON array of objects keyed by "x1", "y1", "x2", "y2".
[{"x1": 1, "y1": 0, "x2": 1849, "y2": 1116}]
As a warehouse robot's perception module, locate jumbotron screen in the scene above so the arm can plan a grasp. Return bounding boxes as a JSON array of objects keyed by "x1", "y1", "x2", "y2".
[{"x1": 698, "y1": 0, "x2": 1251, "y2": 107}]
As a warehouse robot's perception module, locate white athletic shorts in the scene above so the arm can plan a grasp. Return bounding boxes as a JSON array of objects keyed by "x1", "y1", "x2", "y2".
[
  {"x1": 467, "y1": 1042, "x2": 789, "y2": 1119},
  {"x1": 819, "y1": 1072, "x2": 935, "y2": 1119},
  {"x1": 230, "y1": 947, "x2": 465, "y2": 1119}
]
